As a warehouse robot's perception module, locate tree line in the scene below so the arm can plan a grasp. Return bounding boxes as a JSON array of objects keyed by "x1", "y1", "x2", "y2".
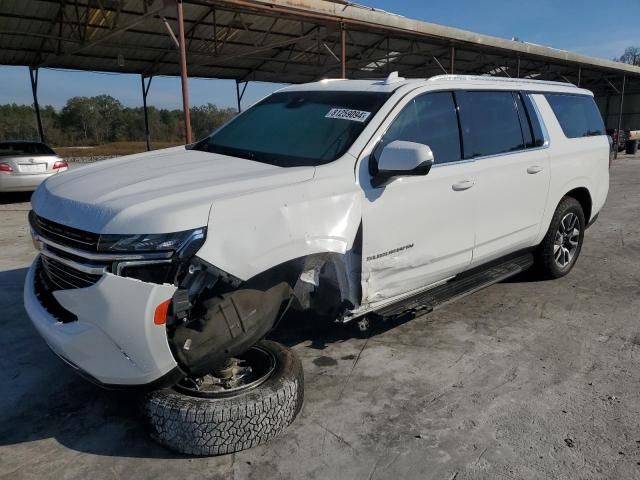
[
  {"x1": 0, "y1": 95, "x2": 236, "y2": 146},
  {"x1": 614, "y1": 46, "x2": 640, "y2": 66}
]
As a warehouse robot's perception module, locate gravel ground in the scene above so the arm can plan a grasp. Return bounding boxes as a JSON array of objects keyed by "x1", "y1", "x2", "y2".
[{"x1": 0, "y1": 155, "x2": 639, "y2": 480}]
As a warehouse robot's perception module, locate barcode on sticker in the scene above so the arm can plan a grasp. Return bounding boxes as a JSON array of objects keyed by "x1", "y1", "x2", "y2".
[{"x1": 325, "y1": 108, "x2": 371, "y2": 123}]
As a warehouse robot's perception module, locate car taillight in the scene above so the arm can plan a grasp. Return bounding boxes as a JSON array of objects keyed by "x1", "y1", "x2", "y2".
[
  {"x1": 0, "y1": 163, "x2": 13, "y2": 173},
  {"x1": 52, "y1": 160, "x2": 68, "y2": 169}
]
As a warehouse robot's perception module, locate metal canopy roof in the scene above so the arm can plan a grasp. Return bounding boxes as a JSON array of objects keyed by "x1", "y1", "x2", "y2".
[{"x1": 1, "y1": 0, "x2": 639, "y2": 96}]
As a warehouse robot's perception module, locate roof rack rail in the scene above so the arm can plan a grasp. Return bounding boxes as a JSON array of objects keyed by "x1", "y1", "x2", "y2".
[{"x1": 427, "y1": 74, "x2": 578, "y2": 88}]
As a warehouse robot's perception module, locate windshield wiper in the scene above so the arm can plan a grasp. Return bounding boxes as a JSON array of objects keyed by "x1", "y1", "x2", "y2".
[{"x1": 193, "y1": 142, "x2": 263, "y2": 162}]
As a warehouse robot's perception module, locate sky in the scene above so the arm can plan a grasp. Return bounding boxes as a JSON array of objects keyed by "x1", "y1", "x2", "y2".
[{"x1": 1, "y1": 0, "x2": 638, "y2": 111}]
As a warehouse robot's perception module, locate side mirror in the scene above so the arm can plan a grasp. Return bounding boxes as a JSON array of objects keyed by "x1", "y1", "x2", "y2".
[{"x1": 372, "y1": 140, "x2": 434, "y2": 187}]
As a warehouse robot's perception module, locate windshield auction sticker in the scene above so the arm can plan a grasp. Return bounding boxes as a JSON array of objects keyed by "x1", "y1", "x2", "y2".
[{"x1": 325, "y1": 108, "x2": 371, "y2": 123}]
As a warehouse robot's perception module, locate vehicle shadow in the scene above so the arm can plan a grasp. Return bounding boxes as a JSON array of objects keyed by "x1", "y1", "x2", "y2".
[
  {"x1": 1, "y1": 263, "x2": 414, "y2": 459},
  {"x1": 0, "y1": 262, "x2": 538, "y2": 459},
  {"x1": 0, "y1": 267, "x2": 183, "y2": 459},
  {"x1": 0, "y1": 192, "x2": 32, "y2": 205},
  {"x1": 270, "y1": 309, "x2": 414, "y2": 350}
]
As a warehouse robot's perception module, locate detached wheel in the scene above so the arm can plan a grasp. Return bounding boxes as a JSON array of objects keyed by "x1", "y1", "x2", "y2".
[
  {"x1": 144, "y1": 340, "x2": 303, "y2": 456},
  {"x1": 536, "y1": 196, "x2": 585, "y2": 279}
]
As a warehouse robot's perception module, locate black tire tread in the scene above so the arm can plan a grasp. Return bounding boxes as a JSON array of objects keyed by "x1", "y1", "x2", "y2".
[
  {"x1": 143, "y1": 340, "x2": 304, "y2": 456},
  {"x1": 536, "y1": 196, "x2": 585, "y2": 279}
]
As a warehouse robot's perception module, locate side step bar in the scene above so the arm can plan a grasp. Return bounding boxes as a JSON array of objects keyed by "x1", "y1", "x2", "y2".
[{"x1": 375, "y1": 252, "x2": 534, "y2": 319}]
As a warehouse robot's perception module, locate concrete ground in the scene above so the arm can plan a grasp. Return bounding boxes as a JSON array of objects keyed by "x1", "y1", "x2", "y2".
[{"x1": 1, "y1": 155, "x2": 640, "y2": 480}]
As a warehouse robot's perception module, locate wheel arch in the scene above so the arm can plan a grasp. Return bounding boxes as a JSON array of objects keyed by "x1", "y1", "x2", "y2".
[
  {"x1": 536, "y1": 180, "x2": 594, "y2": 246},
  {"x1": 563, "y1": 186, "x2": 592, "y2": 223}
]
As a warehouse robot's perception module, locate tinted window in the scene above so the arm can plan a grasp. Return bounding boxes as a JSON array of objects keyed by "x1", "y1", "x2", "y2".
[
  {"x1": 456, "y1": 91, "x2": 525, "y2": 158},
  {"x1": 193, "y1": 91, "x2": 390, "y2": 167},
  {"x1": 521, "y1": 94, "x2": 545, "y2": 147},
  {"x1": 377, "y1": 92, "x2": 461, "y2": 164},
  {"x1": 545, "y1": 94, "x2": 605, "y2": 138},
  {"x1": 0, "y1": 142, "x2": 55, "y2": 156},
  {"x1": 514, "y1": 93, "x2": 534, "y2": 148}
]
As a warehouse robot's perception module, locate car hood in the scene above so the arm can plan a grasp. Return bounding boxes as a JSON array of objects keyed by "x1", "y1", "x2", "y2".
[{"x1": 31, "y1": 146, "x2": 315, "y2": 234}]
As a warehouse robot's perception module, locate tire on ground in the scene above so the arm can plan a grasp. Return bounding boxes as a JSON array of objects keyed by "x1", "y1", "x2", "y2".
[
  {"x1": 143, "y1": 340, "x2": 304, "y2": 456},
  {"x1": 535, "y1": 196, "x2": 585, "y2": 279}
]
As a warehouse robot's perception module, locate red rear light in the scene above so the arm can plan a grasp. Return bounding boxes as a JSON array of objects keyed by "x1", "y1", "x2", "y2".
[
  {"x1": 53, "y1": 160, "x2": 68, "y2": 169},
  {"x1": 0, "y1": 163, "x2": 13, "y2": 173}
]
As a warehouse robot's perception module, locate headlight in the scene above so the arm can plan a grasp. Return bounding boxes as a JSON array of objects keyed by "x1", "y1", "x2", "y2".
[
  {"x1": 98, "y1": 228, "x2": 206, "y2": 255},
  {"x1": 102, "y1": 228, "x2": 207, "y2": 285}
]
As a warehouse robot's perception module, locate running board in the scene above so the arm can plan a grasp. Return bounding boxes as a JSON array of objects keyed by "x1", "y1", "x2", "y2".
[{"x1": 375, "y1": 252, "x2": 534, "y2": 319}]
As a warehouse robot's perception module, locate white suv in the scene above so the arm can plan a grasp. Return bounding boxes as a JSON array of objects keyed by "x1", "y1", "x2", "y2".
[{"x1": 24, "y1": 74, "x2": 609, "y2": 455}]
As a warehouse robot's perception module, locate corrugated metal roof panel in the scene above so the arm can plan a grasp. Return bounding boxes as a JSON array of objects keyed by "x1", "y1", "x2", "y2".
[{"x1": 0, "y1": 0, "x2": 637, "y2": 95}]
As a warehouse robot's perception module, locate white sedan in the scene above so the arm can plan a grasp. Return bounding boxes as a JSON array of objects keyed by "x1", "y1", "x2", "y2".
[{"x1": 0, "y1": 141, "x2": 68, "y2": 192}]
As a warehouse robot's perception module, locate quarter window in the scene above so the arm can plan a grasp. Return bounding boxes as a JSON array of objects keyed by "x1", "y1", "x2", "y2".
[
  {"x1": 377, "y1": 92, "x2": 462, "y2": 164},
  {"x1": 456, "y1": 91, "x2": 525, "y2": 158},
  {"x1": 544, "y1": 94, "x2": 605, "y2": 139},
  {"x1": 520, "y1": 93, "x2": 545, "y2": 146},
  {"x1": 514, "y1": 93, "x2": 534, "y2": 148}
]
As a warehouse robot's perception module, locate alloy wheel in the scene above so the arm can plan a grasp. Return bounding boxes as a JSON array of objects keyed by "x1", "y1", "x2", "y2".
[{"x1": 554, "y1": 212, "x2": 580, "y2": 268}]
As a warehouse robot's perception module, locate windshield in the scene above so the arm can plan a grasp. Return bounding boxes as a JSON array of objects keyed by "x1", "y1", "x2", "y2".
[
  {"x1": 192, "y1": 90, "x2": 391, "y2": 167},
  {"x1": 0, "y1": 142, "x2": 55, "y2": 157}
]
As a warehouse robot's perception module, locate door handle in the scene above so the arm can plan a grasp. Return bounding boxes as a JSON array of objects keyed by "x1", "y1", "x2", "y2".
[
  {"x1": 452, "y1": 180, "x2": 474, "y2": 191},
  {"x1": 527, "y1": 165, "x2": 544, "y2": 174}
]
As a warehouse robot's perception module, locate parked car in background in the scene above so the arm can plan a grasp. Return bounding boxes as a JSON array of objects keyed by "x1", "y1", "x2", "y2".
[
  {"x1": 607, "y1": 129, "x2": 627, "y2": 152},
  {"x1": 0, "y1": 141, "x2": 68, "y2": 192}
]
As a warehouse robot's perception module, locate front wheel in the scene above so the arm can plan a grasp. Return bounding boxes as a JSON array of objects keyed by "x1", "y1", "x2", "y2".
[
  {"x1": 535, "y1": 196, "x2": 585, "y2": 279},
  {"x1": 143, "y1": 340, "x2": 304, "y2": 456}
]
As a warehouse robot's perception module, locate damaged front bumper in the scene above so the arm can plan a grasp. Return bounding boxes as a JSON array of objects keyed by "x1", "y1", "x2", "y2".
[{"x1": 24, "y1": 257, "x2": 181, "y2": 387}]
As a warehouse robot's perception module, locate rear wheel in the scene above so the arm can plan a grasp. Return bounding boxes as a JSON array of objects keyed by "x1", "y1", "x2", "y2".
[
  {"x1": 535, "y1": 196, "x2": 585, "y2": 279},
  {"x1": 143, "y1": 340, "x2": 303, "y2": 456}
]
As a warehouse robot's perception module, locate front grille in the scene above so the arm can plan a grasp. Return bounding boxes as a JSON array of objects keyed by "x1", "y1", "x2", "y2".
[
  {"x1": 29, "y1": 211, "x2": 106, "y2": 294},
  {"x1": 29, "y1": 211, "x2": 100, "y2": 252},
  {"x1": 40, "y1": 255, "x2": 102, "y2": 290},
  {"x1": 34, "y1": 259, "x2": 78, "y2": 323}
]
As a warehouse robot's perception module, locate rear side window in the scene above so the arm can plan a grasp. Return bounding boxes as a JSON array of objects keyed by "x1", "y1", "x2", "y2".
[
  {"x1": 456, "y1": 91, "x2": 524, "y2": 158},
  {"x1": 544, "y1": 94, "x2": 605, "y2": 138},
  {"x1": 378, "y1": 92, "x2": 462, "y2": 164},
  {"x1": 0, "y1": 142, "x2": 55, "y2": 156}
]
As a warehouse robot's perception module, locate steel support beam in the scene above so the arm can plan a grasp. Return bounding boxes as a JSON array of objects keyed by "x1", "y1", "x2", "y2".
[
  {"x1": 28, "y1": 66, "x2": 45, "y2": 143},
  {"x1": 577, "y1": 66, "x2": 582, "y2": 87},
  {"x1": 614, "y1": 76, "x2": 626, "y2": 159},
  {"x1": 341, "y1": 23, "x2": 346, "y2": 79},
  {"x1": 141, "y1": 74, "x2": 153, "y2": 151},
  {"x1": 176, "y1": 0, "x2": 192, "y2": 144},
  {"x1": 235, "y1": 79, "x2": 248, "y2": 112},
  {"x1": 385, "y1": 37, "x2": 391, "y2": 73},
  {"x1": 431, "y1": 55, "x2": 448, "y2": 75},
  {"x1": 450, "y1": 46, "x2": 455, "y2": 74}
]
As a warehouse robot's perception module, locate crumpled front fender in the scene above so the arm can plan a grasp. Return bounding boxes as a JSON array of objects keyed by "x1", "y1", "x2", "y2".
[{"x1": 196, "y1": 176, "x2": 362, "y2": 281}]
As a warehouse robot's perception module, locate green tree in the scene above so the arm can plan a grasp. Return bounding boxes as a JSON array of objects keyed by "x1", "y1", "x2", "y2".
[{"x1": 0, "y1": 95, "x2": 235, "y2": 147}]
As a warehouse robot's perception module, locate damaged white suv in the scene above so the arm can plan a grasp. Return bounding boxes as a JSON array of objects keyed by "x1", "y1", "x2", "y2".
[{"x1": 24, "y1": 74, "x2": 609, "y2": 455}]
